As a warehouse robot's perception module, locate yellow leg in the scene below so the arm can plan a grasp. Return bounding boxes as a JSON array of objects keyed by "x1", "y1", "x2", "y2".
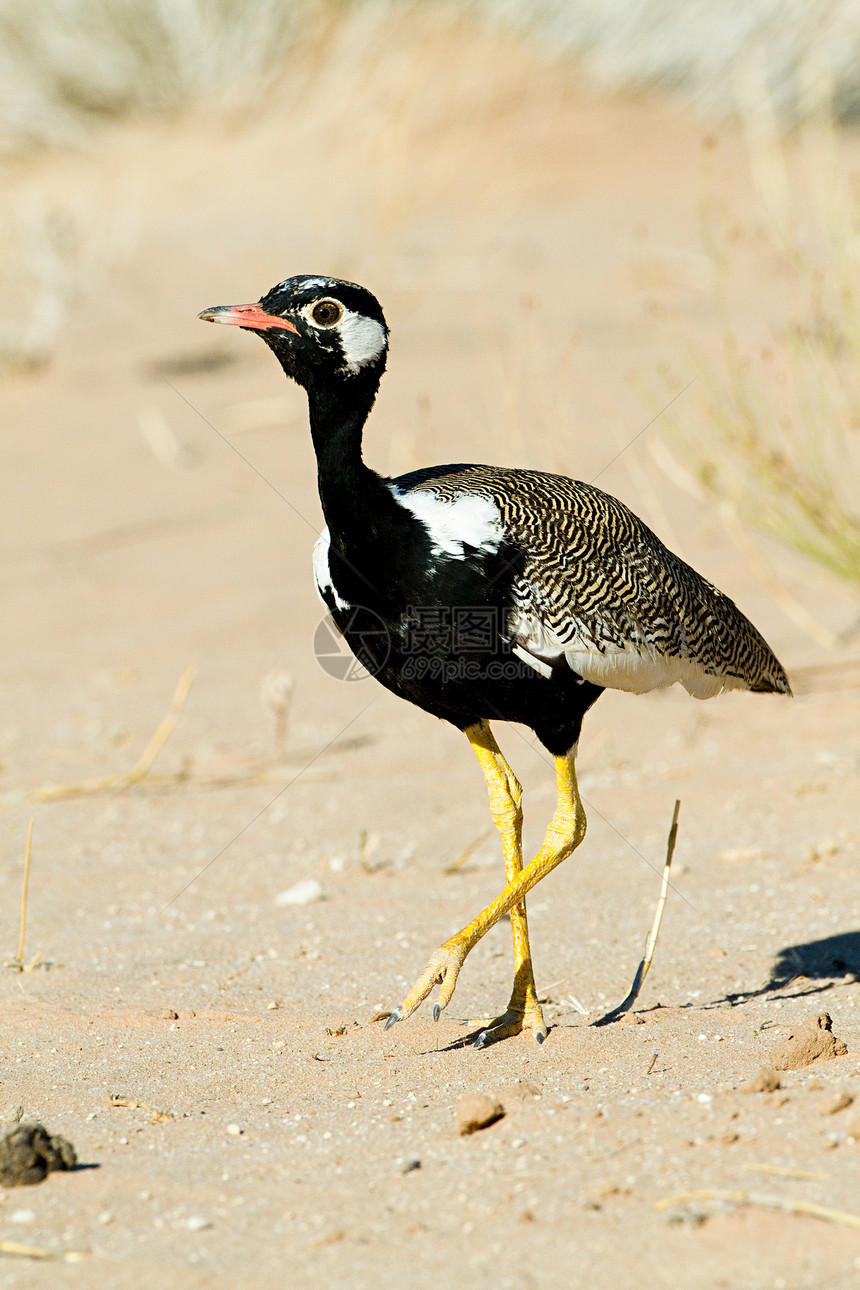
[
  {"x1": 466, "y1": 721, "x2": 547, "y2": 1045},
  {"x1": 386, "y1": 726, "x2": 587, "y2": 1041}
]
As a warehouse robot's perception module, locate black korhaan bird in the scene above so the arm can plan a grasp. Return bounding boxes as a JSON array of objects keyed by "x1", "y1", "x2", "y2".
[{"x1": 200, "y1": 274, "x2": 791, "y2": 1046}]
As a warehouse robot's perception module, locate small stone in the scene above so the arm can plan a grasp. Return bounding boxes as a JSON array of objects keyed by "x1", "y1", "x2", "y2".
[
  {"x1": 275, "y1": 879, "x2": 324, "y2": 907},
  {"x1": 186, "y1": 1215, "x2": 212, "y2": 1231},
  {"x1": 821, "y1": 1092, "x2": 855, "y2": 1116},
  {"x1": 11, "y1": 1209, "x2": 36, "y2": 1223},
  {"x1": 456, "y1": 1094, "x2": 505, "y2": 1136},
  {"x1": 226, "y1": 1124, "x2": 242, "y2": 1137},
  {"x1": 266, "y1": 1000, "x2": 280, "y2": 1010},
  {"x1": 159, "y1": 1009, "x2": 179, "y2": 1021},
  {"x1": 400, "y1": 1156, "x2": 421, "y2": 1174},
  {"x1": 743, "y1": 1067, "x2": 781, "y2": 1094},
  {"x1": 496, "y1": 1080, "x2": 541, "y2": 1105},
  {"x1": 770, "y1": 1013, "x2": 848, "y2": 1071}
]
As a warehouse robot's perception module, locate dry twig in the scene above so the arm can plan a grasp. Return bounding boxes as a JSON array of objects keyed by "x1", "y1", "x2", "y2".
[
  {"x1": 0, "y1": 1239, "x2": 87, "y2": 1262},
  {"x1": 656, "y1": 1188, "x2": 860, "y2": 1229},
  {"x1": 109, "y1": 1095, "x2": 174, "y2": 1123},
  {"x1": 444, "y1": 829, "x2": 491, "y2": 874},
  {"x1": 595, "y1": 800, "x2": 680, "y2": 1025},
  {"x1": 5, "y1": 819, "x2": 34, "y2": 970},
  {"x1": 36, "y1": 667, "x2": 195, "y2": 801},
  {"x1": 743, "y1": 1162, "x2": 827, "y2": 1181}
]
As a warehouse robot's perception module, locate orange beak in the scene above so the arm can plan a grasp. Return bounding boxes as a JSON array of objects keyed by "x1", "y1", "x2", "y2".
[{"x1": 198, "y1": 303, "x2": 299, "y2": 334}]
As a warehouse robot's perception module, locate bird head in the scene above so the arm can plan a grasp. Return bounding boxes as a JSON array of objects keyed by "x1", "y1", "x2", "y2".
[{"x1": 198, "y1": 275, "x2": 388, "y2": 390}]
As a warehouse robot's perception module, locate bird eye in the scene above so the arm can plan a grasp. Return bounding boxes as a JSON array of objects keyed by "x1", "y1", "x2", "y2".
[{"x1": 310, "y1": 299, "x2": 343, "y2": 328}]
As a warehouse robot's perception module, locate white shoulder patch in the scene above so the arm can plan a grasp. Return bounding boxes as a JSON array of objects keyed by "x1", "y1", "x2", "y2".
[
  {"x1": 510, "y1": 609, "x2": 748, "y2": 699},
  {"x1": 312, "y1": 527, "x2": 350, "y2": 610},
  {"x1": 389, "y1": 486, "x2": 503, "y2": 559}
]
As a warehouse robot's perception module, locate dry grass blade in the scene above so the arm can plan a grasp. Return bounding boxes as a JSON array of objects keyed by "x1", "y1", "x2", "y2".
[
  {"x1": 36, "y1": 666, "x2": 195, "y2": 801},
  {"x1": 110, "y1": 1095, "x2": 174, "y2": 1123},
  {"x1": 743, "y1": 1162, "x2": 827, "y2": 1181},
  {"x1": 444, "y1": 829, "x2": 491, "y2": 874},
  {"x1": 0, "y1": 1239, "x2": 88, "y2": 1262},
  {"x1": 594, "y1": 800, "x2": 680, "y2": 1025},
  {"x1": 656, "y1": 1188, "x2": 860, "y2": 1229},
  {"x1": 5, "y1": 819, "x2": 34, "y2": 970}
]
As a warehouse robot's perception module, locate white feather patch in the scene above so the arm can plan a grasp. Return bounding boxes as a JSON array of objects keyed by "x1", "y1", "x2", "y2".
[
  {"x1": 512, "y1": 644, "x2": 553, "y2": 679},
  {"x1": 337, "y1": 313, "x2": 387, "y2": 373},
  {"x1": 510, "y1": 610, "x2": 748, "y2": 699},
  {"x1": 313, "y1": 527, "x2": 350, "y2": 610},
  {"x1": 282, "y1": 276, "x2": 333, "y2": 291},
  {"x1": 389, "y1": 487, "x2": 503, "y2": 559}
]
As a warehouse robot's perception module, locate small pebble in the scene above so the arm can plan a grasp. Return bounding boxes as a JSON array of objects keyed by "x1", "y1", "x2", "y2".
[
  {"x1": 400, "y1": 1157, "x2": 421, "y2": 1174},
  {"x1": 266, "y1": 1000, "x2": 280, "y2": 1010},
  {"x1": 186, "y1": 1215, "x2": 212, "y2": 1231},
  {"x1": 275, "y1": 879, "x2": 324, "y2": 908},
  {"x1": 743, "y1": 1067, "x2": 782, "y2": 1094},
  {"x1": 226, "y1": 1124, "x2": 242, "y2": 1137},
  {"x1": 11, "y1": 1209, "x2": 36, "y2": 1224},
  {"x1": 496, "y1": 1080, "x2": 541, "y2": 1104},
  {"x1": 821, "y1": 1092, "x2": 855, "y2": 1117},
  {"x1": 456, "y1": 1094, "x2": 505, "y2": 1136}
]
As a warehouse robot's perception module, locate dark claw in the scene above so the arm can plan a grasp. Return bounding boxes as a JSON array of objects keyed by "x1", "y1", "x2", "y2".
[
  {"x1": 535, "y1": 1030, "x2": 545, "y2": 1045},
  {"x1": 383, "y1": 1008, "x2": 401, "y2": 1031},
  {"x1": 432, "y1": 1003, "x2": 441, "y2": 1022}
]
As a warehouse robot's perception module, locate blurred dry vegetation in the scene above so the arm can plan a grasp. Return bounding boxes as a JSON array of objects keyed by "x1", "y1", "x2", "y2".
[{"x1": 2, "y1": 0, "x2": 859, "y2": 627}]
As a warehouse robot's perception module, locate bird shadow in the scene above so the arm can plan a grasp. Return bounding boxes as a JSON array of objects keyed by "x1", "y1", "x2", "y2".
[
  {"x1": 591, "y1": 929, "x2": 860, "y2": 1025},
  {"x1": 719, "y1": 929, "x2": 860, "y2": 1006}
]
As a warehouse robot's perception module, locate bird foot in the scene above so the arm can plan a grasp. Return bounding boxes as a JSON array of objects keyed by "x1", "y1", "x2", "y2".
[
  {"x1": 475, "y1": 995, "x2": 547, "y2": 1048},
  {"x1": 384, "y1": 937, "x2": 470, "y2": 1029}
]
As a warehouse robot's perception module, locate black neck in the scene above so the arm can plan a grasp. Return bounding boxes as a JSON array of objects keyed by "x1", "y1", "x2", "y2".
[{"x1": 303, "y1": 367, "x2": 389, "y2": 539}]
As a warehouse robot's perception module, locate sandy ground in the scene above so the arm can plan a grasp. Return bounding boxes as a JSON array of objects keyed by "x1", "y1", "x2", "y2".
[{"x1": 2, "y1": 40, "x2": 860, "y2": 1290}]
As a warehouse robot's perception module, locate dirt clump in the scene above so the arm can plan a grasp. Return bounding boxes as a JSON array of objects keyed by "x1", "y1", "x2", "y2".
[
  {"x1": 743, "y1": 1067, "x2": 782, "y2": 1093},
  {"x1": 821, "y1": 1092, "x2": 854, "y2": 1116},
  {"x1": 456, "y1": 1095, "x2": 505, "y2": 1135},
  {"x1": 0, "y1": 1122, "x2": 77, "y2": 1187},
  {"x1": 769, "y1": 1013, "x2": 848, "y2": 1071}
]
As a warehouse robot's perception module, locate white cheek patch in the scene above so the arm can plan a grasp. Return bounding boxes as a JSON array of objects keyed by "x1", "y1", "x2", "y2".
[
  {"x1": 336, "y1": 312, "x2": 387, "y2": 373},
  {"x1": 390, "y1": 486, "x2": 503, "y2": 559}
]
